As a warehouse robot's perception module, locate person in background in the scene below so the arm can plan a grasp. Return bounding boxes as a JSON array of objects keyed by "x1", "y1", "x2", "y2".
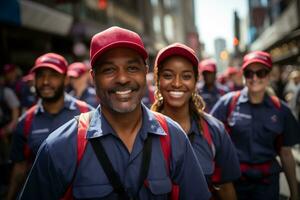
[
  {"x1": 19, "y1": 73, "x2": 37, "y2": 112},
  {"x1": 211, "y1": 51, "x2": 300, "y2": 200},
  {"x1": 18, "y1": 26, "x2": 211, "y2": 200},
  {"x1": 225, "y1": 66, "x2": 244, "y2": 91},
  {"x1": 142, "y1": 72, "x2": 155, "y2": 108},
  {"x1": 151, "y1": 43, "x2": 240, "y2": 200},
  {"x1": 67, "y1": 62, "x2": 99, "y2": 108},
  {"x1": 6, "y1": 53, "x2": 93, "y2": 200},
  {"x1": 0, "y1": 80, "x2": 20, "y2": 199},
  {"x1": 197, "y1": 59, "x2": 229, "y2": 112}
]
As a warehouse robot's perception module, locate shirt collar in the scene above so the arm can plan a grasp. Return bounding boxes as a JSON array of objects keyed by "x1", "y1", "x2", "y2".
[
  {"x1": 238, "y1": 87, "x2": 274, "y2": 107},
  {"x1": 35, "y1": 93, "x2": 78, "y2": 114},
  {"x1": 86, "y1": 104, "x2": 167, "y2": 139}
]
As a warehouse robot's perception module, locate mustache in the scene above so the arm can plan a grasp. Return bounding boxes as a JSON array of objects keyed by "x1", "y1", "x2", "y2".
[{"x1": 109, "y1": 85, "x2": 139, "y2": 93}]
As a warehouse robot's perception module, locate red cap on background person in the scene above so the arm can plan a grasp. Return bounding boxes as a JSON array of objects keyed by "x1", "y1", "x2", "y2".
[
  {"x1": 154, "y1": 43, "x2": 199, "y2": 69},
  {"x1": 90, "y1": 26, "x2": 148, "y2": 67},
  {"x1": 67, "y1": 62, "x2": 89, "y2": 78},
  {"x1": 31, "y1": 53, "x2": 68, "y2": 74},
  {"x1": 199, "y1": 59, "x2": 217, "y2": 73},
  {"x1": 242, "y1": 51, "x2": 272, "y2": 70}
]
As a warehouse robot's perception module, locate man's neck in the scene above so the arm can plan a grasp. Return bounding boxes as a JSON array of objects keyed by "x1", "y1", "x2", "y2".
[
  {"x1": 101, "y1": 106, "x2": 143, "y2": 152},
  {"x1": 248, "y1": 90, "x2": 265, "y2": 104},
  {"x1": 42, "y1": 95, "x2": 65, "y2": 114}
]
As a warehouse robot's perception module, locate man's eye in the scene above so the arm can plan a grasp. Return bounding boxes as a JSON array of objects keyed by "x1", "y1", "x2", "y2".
[
  {"x1": 99, "y1": 67, "x2": 115, "y2": 74},
  {"x1": 128, "y1": 66, "x2": 140, "y2": 72}
]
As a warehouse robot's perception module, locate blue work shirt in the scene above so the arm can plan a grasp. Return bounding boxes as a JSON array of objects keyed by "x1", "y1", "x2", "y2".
[
  {"x1": 69, "y1": 86, "x2": 99, "y2": 108},
  {"x1": 197, "y1": 82, "x2": 229, "y2": 112},
  {"x1": 19, "y1": 104, "x2": 211, "y2": 200},
  {"x1": 188, "y1": 114, "x2": 240, "y2": 184},
  {"x1": 10, "y1": 93, "x2": 94, "y2": 162},
  {"x1": 210, "y1": 87, "x2": 300, "y2": 174}
]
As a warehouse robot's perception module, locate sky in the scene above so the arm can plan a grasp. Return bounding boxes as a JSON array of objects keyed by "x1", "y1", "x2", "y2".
[{"x1": 195, "y1": 0, "x2": 248, "y2": 55}]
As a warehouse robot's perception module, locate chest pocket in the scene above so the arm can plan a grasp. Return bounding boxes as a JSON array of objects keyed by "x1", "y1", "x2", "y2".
[
  {"x1": 262, "y1": 115, "x2": 282, "y2": 140},
  {"x1": 73, "y1": 184, "x2": 114, "y2": 199},
  {"x1": 145, "y1": 177, "x2": 172, "y2": 199}
]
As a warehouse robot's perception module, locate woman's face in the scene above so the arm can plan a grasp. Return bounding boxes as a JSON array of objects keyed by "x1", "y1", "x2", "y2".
[
  {"x1": 158, "y1": 56, "x2": 196, "y2": 109},
  {"x1": 244, "y1": 63, "x2": 270, "y2": 94}
]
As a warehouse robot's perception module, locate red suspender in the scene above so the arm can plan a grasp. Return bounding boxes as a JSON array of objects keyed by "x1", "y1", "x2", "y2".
[
  {"x1": 152, "y1": 112, "x2": 179, "y2": 200},
  {"x1": 269, "y1": 95, "x2": 281, "y2": 109},
  {"x1": 62, "y1": 112, "x2": 91, "y2": 200},
  {"x1": 23, "y1": 105, "x2": 37, "y2": 161},
  {"x1": 75, "y1": 100, "x2": 89, "y2": 113},
  {"x1": 225, "y1": 91, "x2": 241, "y2": 134}
]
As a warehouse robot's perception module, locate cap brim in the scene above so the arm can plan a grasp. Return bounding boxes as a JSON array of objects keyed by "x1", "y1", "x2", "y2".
[
  {"x1": 31, "y1": 63, "x2": 65, "y2": 74},
  {"x1": 156, "y1": 47, "x2": 198, "y2": 68},
  {"x1": 91, "y1": 41, "x2": 148, "y2": 67},
  {"x1": 67, "y1": 71, "x2": 80, "y2": 78},
  {"x1": 242, "y1": 59, "x2": 272, "y2": 70},
  {"x1": 201, "y1": 67, "x2": 216, "y2": 73}
]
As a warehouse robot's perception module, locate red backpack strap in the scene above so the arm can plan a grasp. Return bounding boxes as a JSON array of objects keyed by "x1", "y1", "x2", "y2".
[
  {"x1": 152, "y1": 112, "x2": 179, "y2": 200},
  {"x1": 200, "y1": 117, "x2": 215, "y2": 157},
  {"x1": 62, "y1": 112, "x2": 91, "y2": 200},
  {"x1": 23, "y1": 105, "x2": 37, "y2": 161},
  {"x1": 75, "y1": 100, "x2": 90, "y2": 113},
  {"x1": 225, "y1": 91, "x2": 241, "y2": 133},
  {"x1": 269, "y1": 95, "x2": 281, "y2": 109}
]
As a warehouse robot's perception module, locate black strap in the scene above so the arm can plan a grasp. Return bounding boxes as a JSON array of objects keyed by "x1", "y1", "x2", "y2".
[{"x1": 90, "y1": 136, "x2": 152, "y2": 200}]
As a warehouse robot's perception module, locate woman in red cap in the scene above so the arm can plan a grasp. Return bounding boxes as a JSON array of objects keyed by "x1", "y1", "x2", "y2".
[
  {"x1": 151, "y1": 43, "x2": 241, "y2": 200},
  {"x1": 211, "y1": 51, "x2": 300, "y2": 200}
]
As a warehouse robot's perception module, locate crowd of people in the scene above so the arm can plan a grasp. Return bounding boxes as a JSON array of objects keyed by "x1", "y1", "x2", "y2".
[{"x1": 0, "y1": 26, "x2": 299, "y2": 200}]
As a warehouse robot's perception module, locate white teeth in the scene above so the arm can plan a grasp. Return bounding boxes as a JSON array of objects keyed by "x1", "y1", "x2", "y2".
[
  {"x1": 169, "y1": 91, "x2": 184, "y2": 98},
  {"x1": 116, "y1": 90, "x2": 131, "y2": 95}
]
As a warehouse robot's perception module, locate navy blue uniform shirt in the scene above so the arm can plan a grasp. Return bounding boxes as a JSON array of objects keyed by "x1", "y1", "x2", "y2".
[
  {"x1": 188, "y1": 114, "x2": 240, "y2": 184},
  {"x1": 210, "y1": 87, "x2": 300, "y2": 174},
  {"x1": 10, "y1": 93, "x2": 94, "y2": 162},
  {"x1": 197, "y1": 82, "x2": 229, "y2": 112},
  {"x1": 69, "y1": 86, "x2": 99, "y2": 108},
  {"x1": 19, "y1": 105, "x2": 211, "y2": 200}
]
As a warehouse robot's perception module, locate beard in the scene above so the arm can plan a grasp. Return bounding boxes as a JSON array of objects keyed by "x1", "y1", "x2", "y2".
[{"x1": 36, "y1": 83, "x2": 65, "y2": 103}]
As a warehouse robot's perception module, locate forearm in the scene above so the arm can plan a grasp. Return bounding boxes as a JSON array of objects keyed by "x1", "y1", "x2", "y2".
[
  {"x1": 280, "y1": 147, "x2": 299, "y2": 200},
  {"x1": 215, "y1": 182, "x2": 237, "y2": 200},
  {"x1": 6, "y1": 161, "x2": 28, "y2": 200}
]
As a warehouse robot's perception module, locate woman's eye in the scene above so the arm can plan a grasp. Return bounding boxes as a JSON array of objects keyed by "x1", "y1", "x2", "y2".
[
  {"x1": 162, "y1": 73, "x2": 173, "y2": 79},
  {"x1": 182, "y1": 74, "x2": 192, "y2": 80}
]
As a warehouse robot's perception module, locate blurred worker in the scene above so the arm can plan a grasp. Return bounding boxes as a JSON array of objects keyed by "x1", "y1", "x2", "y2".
[
  {"x1": 197, "y1": 59, "x2": 229, "y2": 112},
  {"x1": 6, "y1": 53, "x2": 93, "y2": 200},
  {"x1": 211, "y1": 51, "x2": 300, "y2": 200},
  {"x1": 68, "y1": 62, "x2": 99, "y2": 108}
]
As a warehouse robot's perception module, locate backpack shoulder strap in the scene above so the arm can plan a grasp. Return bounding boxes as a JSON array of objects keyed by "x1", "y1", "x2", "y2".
[
  {"x1": 23, "y1": 105, "x2": 37, "y2": 160},
  {"x1": 200, "y1": 117, "x2": 216, "y2": 158},
  {"x1": 62, "y1": 112, "x2": 91, "y2": 200},
  {"x1": 152, "y1": 111, "x2": 179, "y2": 200},
  {"x1": 75, "y1": 100, "x2": 90, "y2": 113},
  {"x1": 269, "y1": 95, "x2": 281, "y2": 109}
]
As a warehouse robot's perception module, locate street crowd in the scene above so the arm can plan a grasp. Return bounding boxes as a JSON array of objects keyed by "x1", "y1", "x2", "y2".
[{"x1": 0, "y1": 26, "x2": 300, "y2": 200}]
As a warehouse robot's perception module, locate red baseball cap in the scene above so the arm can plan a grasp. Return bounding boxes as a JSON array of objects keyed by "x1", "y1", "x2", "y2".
[
  {"x1": 225, "y1": 66, "x2": 239, "y2": 76},
  {"x1": 31, "y1": 53, "x2": 68, "y2": 74},
  {"x1": 199, "y1": 59, "x2": 217, "y2": 73},
  {"x1": 154, "y1": 43, "x2": 199, "y2": 68},
  {"x1": 67, "y1": 62, "x2": 89, "y2": 78},
  {"x1": 90, "y1": 26, "x2": 148, "y2": 67},
  {"x1": 242, "y1": 51, "x2": 272, "y2": 70}
]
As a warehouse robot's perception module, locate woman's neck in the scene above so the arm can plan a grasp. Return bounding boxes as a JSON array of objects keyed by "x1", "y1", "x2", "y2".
[
  {"x1": 248, "y1": 90, "x2": 265, "y2": 104},
  {"x1": 162, "y1": 104, "x2": 191, "y2": 133}
]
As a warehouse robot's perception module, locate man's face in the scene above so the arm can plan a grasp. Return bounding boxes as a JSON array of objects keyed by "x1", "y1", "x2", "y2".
[
  {"x1": 35, "y1": 68, "x2": 66, "y2": 102},
  {"x1": 91, "y1": 47, "x2": 148, "y2": 114},
  {"x1": 202, "y1": 71, "x2": 216, "y2": 85}
]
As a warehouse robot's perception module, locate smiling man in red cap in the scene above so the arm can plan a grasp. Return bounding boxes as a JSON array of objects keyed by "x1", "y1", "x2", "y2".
[
  {"x1": 6, "y1": 53, "x2": 93, "y2": 200},
  {"x1": 211, "y1": 51, "x2": 300, "y2": 200},
  {"x1": 19, "y1": 26, "x2": 211, "y2": 200}
]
